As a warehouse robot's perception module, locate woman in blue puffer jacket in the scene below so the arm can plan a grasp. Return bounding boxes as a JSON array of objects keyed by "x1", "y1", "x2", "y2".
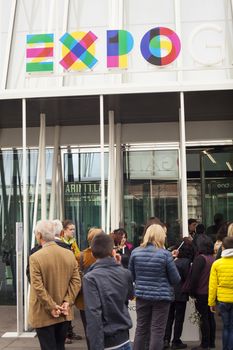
[{"x1": 129, "y1": 224, "x2": 181, "y2": 350}]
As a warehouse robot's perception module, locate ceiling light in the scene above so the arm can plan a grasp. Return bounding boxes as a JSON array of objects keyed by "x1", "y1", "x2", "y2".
[
  {"x1": 226, "y1": 161, "x2": 233, "y2": 171},
  {"x1": 203, "y1": 150, "x2": 217, "y2": 164}
]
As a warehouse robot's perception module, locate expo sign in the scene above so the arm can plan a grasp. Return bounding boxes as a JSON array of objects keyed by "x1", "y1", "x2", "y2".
[{"x1": 26, "y1": 24, "x2": 224, "y2": 73}]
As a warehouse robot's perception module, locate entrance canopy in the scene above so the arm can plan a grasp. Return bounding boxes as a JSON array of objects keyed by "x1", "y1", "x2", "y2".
[{"x1": 0, "y1": 90, "x2": 233, "y2": 129}]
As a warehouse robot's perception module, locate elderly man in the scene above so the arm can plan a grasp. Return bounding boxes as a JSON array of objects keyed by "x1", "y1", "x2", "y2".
[{"x1": 28, "y1": 220, "x2": 81, "y2": 350}]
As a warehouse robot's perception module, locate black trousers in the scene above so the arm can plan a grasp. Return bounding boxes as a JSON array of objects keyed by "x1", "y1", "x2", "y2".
[
  {"x1": 164, "y1": 300, "x2": 187, "y2": 344},
  {"x1": 36, "y1": 321, "x2": 69, "y2": 350},
  {"x1": 195, "y1": 294, "x2": 216, "y2": 348}
]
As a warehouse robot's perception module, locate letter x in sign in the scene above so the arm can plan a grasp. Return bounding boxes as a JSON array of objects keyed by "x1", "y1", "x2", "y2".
[{"x1": 60, "y1": 31, "x2": 98, "y2": 70}]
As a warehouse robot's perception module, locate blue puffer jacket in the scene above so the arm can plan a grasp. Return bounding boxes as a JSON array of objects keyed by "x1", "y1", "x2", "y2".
[{"x1": 128, "y1": 243, "x2": 181, "y2": 301}]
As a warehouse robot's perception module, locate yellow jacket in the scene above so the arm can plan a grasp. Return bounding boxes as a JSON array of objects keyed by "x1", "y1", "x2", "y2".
[
  {"x1": 62, "y1": 237, "x2": 80, "y2": 259},
  {"x1": 208, "y1": 249, "x2": 233, "y2": 306}
]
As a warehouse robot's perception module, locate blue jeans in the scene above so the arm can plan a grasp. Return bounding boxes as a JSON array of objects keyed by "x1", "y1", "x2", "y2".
[
  {"x1": 218, "y1": 302, "x2": 233, "y2": 350},
  {"x1": 133, "y1": 298, "x2": 170, "y2": 350},
  {"x1": 116, "y1": 342, "x2": 131, "y2": 350}
]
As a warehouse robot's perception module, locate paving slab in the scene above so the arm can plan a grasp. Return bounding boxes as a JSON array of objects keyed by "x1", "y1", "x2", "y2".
[{"x1": 0, "y1": 305, "x2": 222, "y2": 349}]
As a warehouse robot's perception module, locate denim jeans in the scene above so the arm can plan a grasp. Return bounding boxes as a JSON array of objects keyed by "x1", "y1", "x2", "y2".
[
  {"x1": 218, "y1": 302, "x2": 233, "y2": 350},
  {"x1": 116, "y1": 342, "x2": 132, "y2": 350},
  {"x1": 133, "y1": 298, "x2": 170, "y2": 350}
]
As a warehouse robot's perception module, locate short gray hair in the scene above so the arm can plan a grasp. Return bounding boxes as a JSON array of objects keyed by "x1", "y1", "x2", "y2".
[
  {"x1": 53, "y1": 219, "x2": 63, "y2": 237},
  {"x1": 35, "y1": 220, "x2": 55, "y2": 242}
]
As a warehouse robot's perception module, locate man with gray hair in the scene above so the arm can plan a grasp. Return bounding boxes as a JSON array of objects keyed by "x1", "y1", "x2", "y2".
[
  {"x1": 28, "y1": 220, "x2": 81, "y2": 350},
  {"x1": 53, "y1": 219, "x2": 70, "y2": 250}
]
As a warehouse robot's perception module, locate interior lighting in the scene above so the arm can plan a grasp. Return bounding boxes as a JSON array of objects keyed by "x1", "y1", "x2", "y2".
[
  {"x1": 203, "y1": 150, "x2": 217, "y2": 164},
  {"x1": 226, "y1": 161, "x2": 233, "y2": 171}
]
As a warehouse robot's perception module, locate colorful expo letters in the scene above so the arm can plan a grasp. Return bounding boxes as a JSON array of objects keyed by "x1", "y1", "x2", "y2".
[{"x1": 26, "y1": 27, "x2": 181, "y2": 73}]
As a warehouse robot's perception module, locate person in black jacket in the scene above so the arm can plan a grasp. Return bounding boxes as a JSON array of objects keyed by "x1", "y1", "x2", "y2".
[
  {"x1": 83, "y1": 233, "x2": 134, "y2": 350},
  {"x1": 164, "y1": 238, "x2": 194, "y2": 349},
  {"x1": 190, "y1": 236, "x2": 215, "y2": 350}
]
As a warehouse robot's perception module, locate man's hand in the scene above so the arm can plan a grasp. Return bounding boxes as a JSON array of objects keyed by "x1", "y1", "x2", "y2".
[
  {"x1": 61, "y1": 301, "x2": 70, "y2": 316},
  {"x1": 210, "y1": 305, "x2": 216, "y2": 313},
  {"x1": 51, "y1": 305, "x2": 62, "y2": 318}
]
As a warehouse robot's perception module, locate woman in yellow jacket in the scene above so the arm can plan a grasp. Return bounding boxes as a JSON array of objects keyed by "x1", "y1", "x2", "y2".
[{"x1": 208, "y1": 236, "x2": 233, "y2": 350}]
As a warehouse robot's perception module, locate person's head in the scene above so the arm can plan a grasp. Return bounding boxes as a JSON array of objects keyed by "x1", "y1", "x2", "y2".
[
  {"x1": 227, "y1": 222, "x2": 233, "y2": 237},
  {"x1": 141, "y1": 224, "x2": 166, "y2": 248},
  {"x1": 216, "y1": 221, "x2": 229, "y2": 241},
  {"x1": 214, "y1": 213, "x2": 224, "y2": 225},
  {"x1": 91, "y1": 233, "x2": 113, "y2": 259},
  {"x1": 62, "y1": 220, "x2": 75, "y2": 239},
  {"x1": 87, "y1": 227, "x2": 104, "y2": 244},
  {"x1": 143, "y1": 217, "x2": 163, "y2": 235},
  {"x1": 196, "y1": 234, "x2": 214, "y2": 255},
  {"x1": 53, "y1": 219, "x2": 63, "y2": 238},
  {"x1": 196, "y1": 224, "x2": 205, "y2": 235},
  {"x1": 177, "y1": 238, "x2": 195, "y2": 260},
  {"x1": 188, "y1": 218, "x2": 197, "y2": 234},
  {"x1": 120, "y1": 231, "x2": 128, "y2": 246},
  {"x1": 222, "y1": 236, "x2": 233, "y2": 250},
  {"x1": 35, "y1": 220, "x2": 55, "y2": 244},
  {"x1": 112, "y1": 228, "x2": 127, "y2": 245}
]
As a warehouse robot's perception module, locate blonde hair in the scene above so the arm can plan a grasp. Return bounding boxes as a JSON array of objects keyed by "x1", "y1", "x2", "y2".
[
  {"x1": 227, "y1": 222, "x2": 233, "y2": 237},
  {"x1": 141, "y1": 224, "x2": 166, "y2": 248},
  {"x1": 87, "y1": 227, "x2": 103, "y2": 243}
]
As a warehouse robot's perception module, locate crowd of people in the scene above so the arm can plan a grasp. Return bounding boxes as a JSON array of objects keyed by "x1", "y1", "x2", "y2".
[{"x1": 27, "y1": 214, "x2": 233, "y2": 350}]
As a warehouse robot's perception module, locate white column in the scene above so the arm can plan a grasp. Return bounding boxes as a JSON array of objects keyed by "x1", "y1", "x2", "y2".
[
  {"x1": 115, "y1": 123, "x2": 122, "y2": 227},
  {"x1": 0, "y1": 0, "x2": 17, "y2": 90},
  {"x1": 174, "y1": 0, "x2": 183, "y2": 82},
  {"x1": 22, "y1": 98, "x2": 29, "y2": 331},
  {"x1": 49, "y1": 126, "x2": 60, "y2": 220},
  {"x1": 59, "y1": 0, "x2": 70, "y2": 87},
  {"x1": 109, "y1": 111, "x2": 116, "y2": 231},
  {"x1": 40, "y1": 114, "x2": 47, "y2": 220},
  {"x1": 57, "y1": 151, "x2": 64, "y2": 220},
  {"x1": 31, "y1": 122, "x2": 43, "y2": 249},
  {"x1": 179, "y1": 92, "x2": 188, "y2": 237},
  {"x1": 100, "y1": 95, "x2": 106, "y2": 231}
]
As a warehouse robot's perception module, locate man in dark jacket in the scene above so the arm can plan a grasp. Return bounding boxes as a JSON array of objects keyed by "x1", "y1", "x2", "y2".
[{"x1": 83, "y1": 233, "x2": 134, "y2": 350}]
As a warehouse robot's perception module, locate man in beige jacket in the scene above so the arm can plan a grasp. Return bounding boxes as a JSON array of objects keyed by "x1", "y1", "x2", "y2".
[{"x1": 28, "y1": 220, "x2": 81, "y2": 350}]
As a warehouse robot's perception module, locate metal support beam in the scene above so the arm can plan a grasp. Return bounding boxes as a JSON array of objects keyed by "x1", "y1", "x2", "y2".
[
  {"x1": 174, "y1": 0, "x2": 183, "y2": 82},
  {"x1": 49, "y1": 126, "x2": 60, "y2": 220},
  {"x1": 22, "y1": 98, "x2": 29, "y2": 331},
  {"x1": 100, "y1": 95, "x2": 105, "y2": 231},
  {"x1": 115, "y1": 123, "x2": 122, "y2": 227},
  {"x1": 108, "y1": 111, "x2": 115, "y2": 231},
  {"x1": 179, "y1": 92, "x2": 188, "y2": 237},
  {"x1": 40, "y1": 114, "x2": 46, "y2": 220},
  {"x1": 0, "y1": 0, "x2": 17, "y2": 90}
]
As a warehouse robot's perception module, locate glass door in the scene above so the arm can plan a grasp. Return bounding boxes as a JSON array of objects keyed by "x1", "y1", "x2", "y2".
[
  {"x1": 123, "y1": 148, "x2": 180, "y2": 247},
  {"x1": 186, "y1": 146, "x2": 233, "y2": 229}
]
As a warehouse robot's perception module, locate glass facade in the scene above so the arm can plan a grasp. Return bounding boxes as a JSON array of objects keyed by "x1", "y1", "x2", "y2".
[
  {"x1": 63, "y1": 150, "x2": 109, "y2": 249},
  {"x1": 0, "y1": 148, "x2": 53, "y2": 304},
  {"x1": 123, "y1": 149, "x2": 180, "y2": 247},
  {"x1": 187, "y1": 146, "x2": 233, "y2": 226},
  {"x1": 0, "y1": 144, "x2": 232, "y2": 304}
]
